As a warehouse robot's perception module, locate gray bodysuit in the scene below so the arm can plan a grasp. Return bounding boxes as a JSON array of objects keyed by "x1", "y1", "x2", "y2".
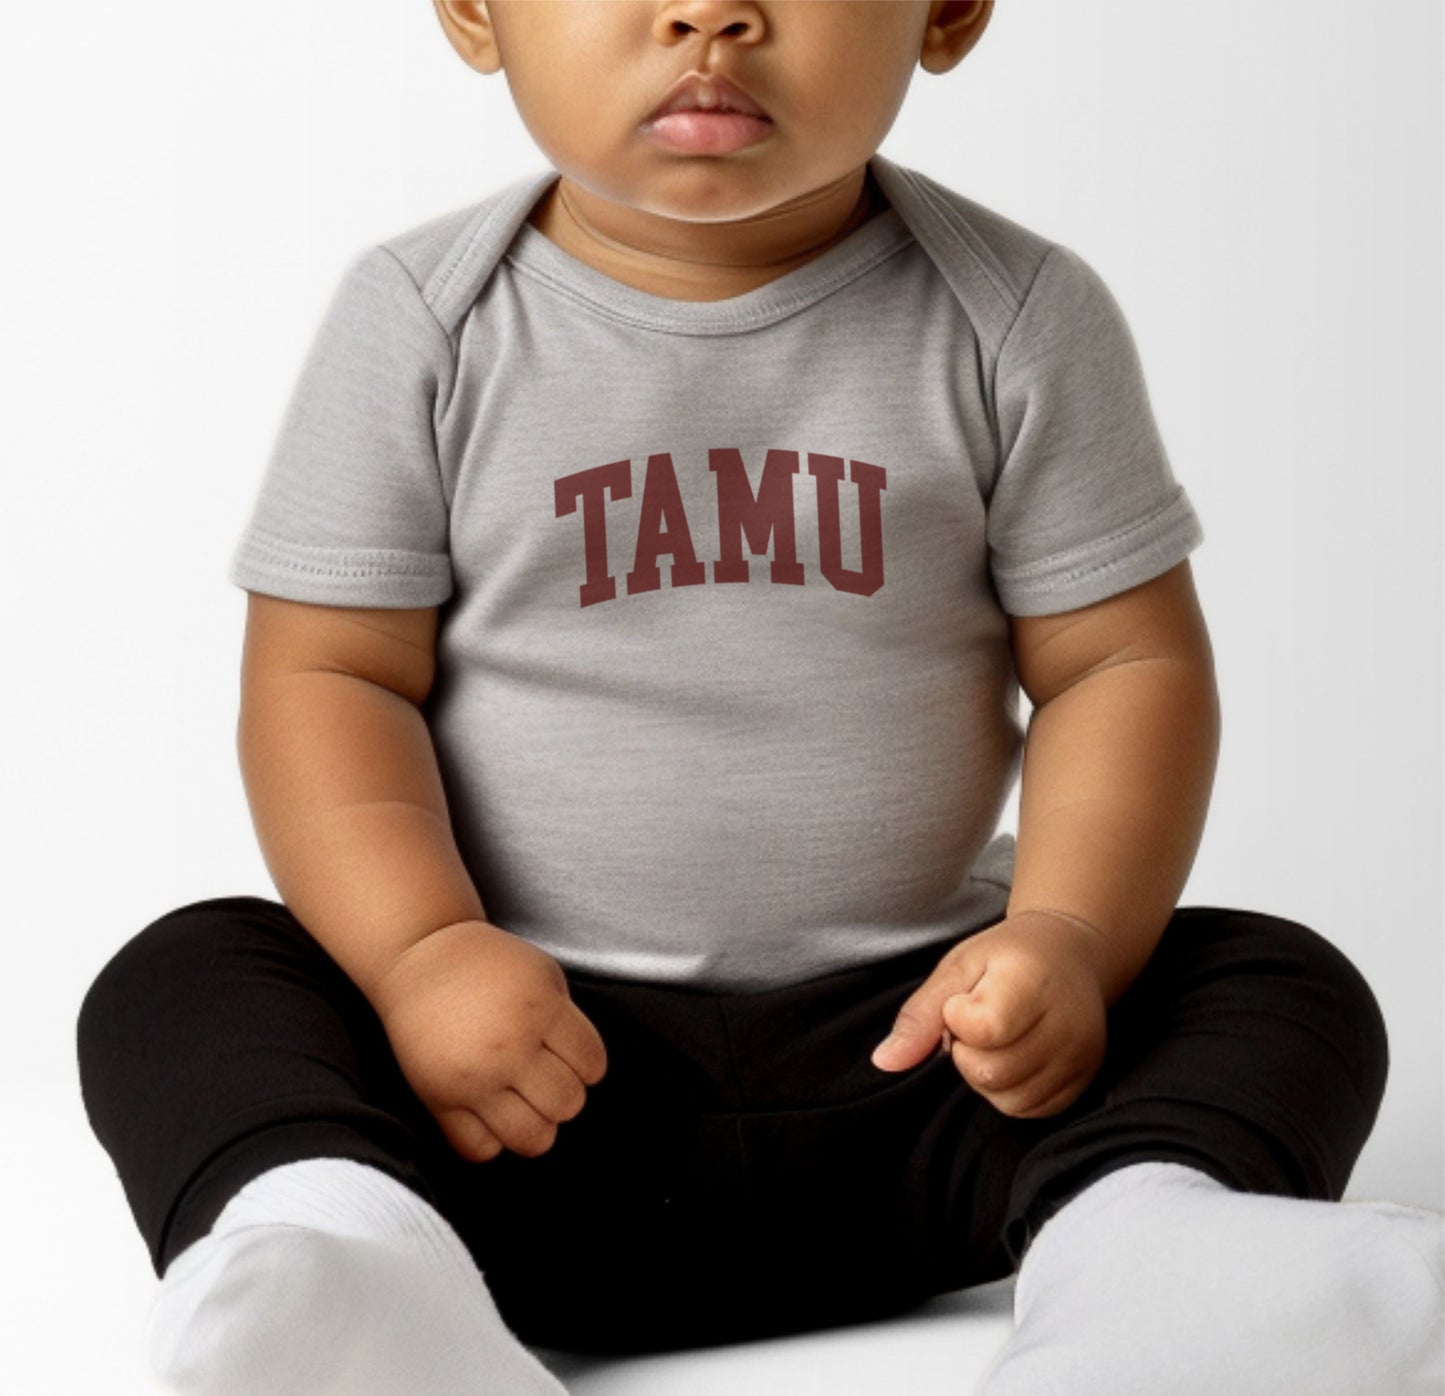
[{"x1": 228, "y1": 153, "x2": 1205, "y2": 990}]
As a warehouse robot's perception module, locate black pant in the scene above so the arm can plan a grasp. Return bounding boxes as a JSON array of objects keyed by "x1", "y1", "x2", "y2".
[{"x1": 76, "y1": 897, "x2": 1389, "y2": 1355}]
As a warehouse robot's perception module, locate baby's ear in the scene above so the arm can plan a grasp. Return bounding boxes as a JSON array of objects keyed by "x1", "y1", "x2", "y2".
[
  {"x1": 431, "y1": 0, "x2": 504, "y2": 76},
  {"x1": 919, "y1": 0, "x2": 994, "y2": 76}
]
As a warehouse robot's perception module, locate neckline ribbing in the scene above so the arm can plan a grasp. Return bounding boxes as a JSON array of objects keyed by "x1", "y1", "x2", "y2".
[{"x1": 499, "y1": 160, "x2": 917, "y2": 336}]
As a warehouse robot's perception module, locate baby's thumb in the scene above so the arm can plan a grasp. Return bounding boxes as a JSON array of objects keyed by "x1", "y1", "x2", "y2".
[
  {"x1": 871, "y1": 987, "x2": 952, "y2": 1072},
  {"x1": 872, "y1": 945, "x2": 988, "y2": 1072}
]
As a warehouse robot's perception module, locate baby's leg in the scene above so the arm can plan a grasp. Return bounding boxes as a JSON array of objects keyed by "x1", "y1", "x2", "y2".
[
  {"x1": 76, "y1": 896, "x2": 567, "y2": 1395},
  {"x1": 971, "y1": 906, "x2": 1444, "y2": 1396}
]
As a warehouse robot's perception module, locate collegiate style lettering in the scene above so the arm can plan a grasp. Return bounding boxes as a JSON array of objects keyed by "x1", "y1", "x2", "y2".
[{"x1": 554, "y1": 449, "x2": 887, "y2": 608}]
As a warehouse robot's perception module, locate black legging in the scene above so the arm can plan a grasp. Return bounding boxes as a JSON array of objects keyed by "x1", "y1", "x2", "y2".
[{"x1": 76, "y1": 897, "x2": 1389, "y2": 1355}]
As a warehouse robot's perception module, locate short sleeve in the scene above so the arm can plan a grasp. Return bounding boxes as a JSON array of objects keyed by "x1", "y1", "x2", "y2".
[
  {"x1": 986, "y1": 243, "x2": 1204, "y2": 616},
  {"x1": 226, "y1": 244, "x2": 456, "y2": 607}
]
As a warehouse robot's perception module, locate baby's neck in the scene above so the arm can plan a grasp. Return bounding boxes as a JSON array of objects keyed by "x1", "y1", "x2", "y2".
[{"x1": 525, "y1": 165, "x2": 888, "y2": 304}]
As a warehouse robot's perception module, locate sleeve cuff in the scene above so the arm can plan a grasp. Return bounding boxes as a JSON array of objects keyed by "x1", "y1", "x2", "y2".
[
  {"x1": 991, "y1": 487, "x2": 1204, "y2": 616},
  {"x1": 227, "y1": 528, "x2": 453, "y2": 608}
]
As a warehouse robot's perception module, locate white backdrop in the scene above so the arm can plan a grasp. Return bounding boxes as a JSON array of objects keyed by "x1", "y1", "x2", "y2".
[{"x1": 2, "y1": 1, "x2": 1440, "y2": 1388}]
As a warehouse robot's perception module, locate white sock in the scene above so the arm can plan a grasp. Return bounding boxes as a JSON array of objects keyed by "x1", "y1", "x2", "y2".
[
  {"x1": 147, "y1": 1156, "x2": 569, "y2": 1396},
  {"x1": 977, "y1": 1160, "x2": 1445, "y2": 1396}
]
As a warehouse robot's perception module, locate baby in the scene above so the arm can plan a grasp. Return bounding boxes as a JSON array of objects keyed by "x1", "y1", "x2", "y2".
[{"x1": 77, "y1": 3, "x2": 1445, "y2": 1394}]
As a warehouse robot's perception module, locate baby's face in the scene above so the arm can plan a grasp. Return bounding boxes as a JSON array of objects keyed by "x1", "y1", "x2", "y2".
[{"x1": 436, "y1": 1, "x2": 983, "y2": 226}]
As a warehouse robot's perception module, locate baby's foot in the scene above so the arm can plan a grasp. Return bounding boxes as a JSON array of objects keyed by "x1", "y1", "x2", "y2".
[
  {"x1": 976, "y1": 1160, "x2": 1445, "y2": 1396},
  {"x1": 148, "y1": 1157, "x2": 569, "y2": 1396}
]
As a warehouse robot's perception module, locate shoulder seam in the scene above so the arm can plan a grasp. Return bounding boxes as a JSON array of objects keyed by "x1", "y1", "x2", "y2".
[
  {"x1": 994, "y1": 242, "x2": 1061, "y2": 371},
  {"x1": 901, "y1": 168, "x2": 1020, "y2": 316},
  {"x1": 422, "y1": 191, "x2": 522, "y2": 328},
  {"x1": 983, "y1": 241, "x2": 1059, "y2": 485},
  {"x1": 370, "y1": 243, "x2": 461, "y2": 480},
  {"x1": 374, "y1": 243, "x2": 459, "y2": 358}
]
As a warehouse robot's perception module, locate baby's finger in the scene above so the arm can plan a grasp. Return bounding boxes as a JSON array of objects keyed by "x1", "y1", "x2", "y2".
[
  {"x1": 943, "y1": 988, "x2": 1045, "y2": 1052},
  {"x1": 990, "y1": 1064, "x2": 1093, "y2": 1121},
  {"x1": 438, "y1": 1106, "x2": 505, "y2": 1164},
  {"x1": 477, "y1": 1086, "x2": 560, "y2": 1158},
  {"x1": 949, "y1": 1021, "x2": 1050, "y2": 1097},
  {"x1": 547, "y1": 1000, "x2": 610, "y2": 1087},
  {"x1": 519, "y1": 1044, "x2": 591, "y2": 1124}
]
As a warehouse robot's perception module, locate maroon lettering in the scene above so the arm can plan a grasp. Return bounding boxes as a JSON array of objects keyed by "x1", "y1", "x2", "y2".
[
  {"x1": 555, "y1": 458, "x2": 631, "y2": 608},
  {"x1": 710, "y1": 447, "x2": 806, "y2": 587},
  {"x1": 810, "y1": 454, "x2": 887, "y2": 597},
  {"x1": 555, "y1": 449, "x2": 887, "y2": 608},
  {"x1": 625, "y1": 453, "x2": 708, "y2": 595}
]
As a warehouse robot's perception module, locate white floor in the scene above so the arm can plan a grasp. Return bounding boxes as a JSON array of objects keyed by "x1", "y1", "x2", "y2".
[{"x1": 11, "y1": 1082, "x2": 1017, "y2": 1396}]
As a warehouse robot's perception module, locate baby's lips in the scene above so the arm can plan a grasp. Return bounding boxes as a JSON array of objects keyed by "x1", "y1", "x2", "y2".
[{"x1": 644, "y1": 71, "x2": 771, "y2": 124}]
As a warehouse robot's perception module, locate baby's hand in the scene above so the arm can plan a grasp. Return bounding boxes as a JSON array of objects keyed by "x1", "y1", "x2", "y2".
[
  {"x1": 871, "y1": 911, "x2": 1108, "y2": 1119},
  {"x1": 370, "y1": 920, "x2": 608, "y2": 1163}
]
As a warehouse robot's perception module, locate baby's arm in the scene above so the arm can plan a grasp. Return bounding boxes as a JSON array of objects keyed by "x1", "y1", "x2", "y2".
[
  {"x1": 238, "y1": 593, "x2": 607, "y2": 1160},
  {"x1": 237, "y1": 592, "x2": 485, "y2": 1003},
  {"x1": 873, "y1": 560, "x2": 1219, "y2": 1115},
  {"x1": 1003, "y1": 556, "x2": 1220, "y2": 1007}
]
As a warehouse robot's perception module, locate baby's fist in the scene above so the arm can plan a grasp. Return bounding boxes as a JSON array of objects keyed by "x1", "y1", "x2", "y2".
[{"x1": 871, "y1": 912, "x2": 1109, "y2": 1119}]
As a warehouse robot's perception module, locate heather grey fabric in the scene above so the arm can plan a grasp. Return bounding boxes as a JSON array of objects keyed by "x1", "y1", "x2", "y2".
[{"x1": 227, "y1": 153, "x2": 1204, "y2": 989}]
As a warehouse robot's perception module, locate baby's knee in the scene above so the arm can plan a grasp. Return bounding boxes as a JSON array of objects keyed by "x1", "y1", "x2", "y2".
[
  {"x1": 76, "y1": 896, "x2": 280, "y2": 1086},
  {"x1": 79, "y1": 900, "x2": 217, "y2": 1053},
  {"x1": 1216, "y1": 909, "x2": 1390, "y2": 1107}
]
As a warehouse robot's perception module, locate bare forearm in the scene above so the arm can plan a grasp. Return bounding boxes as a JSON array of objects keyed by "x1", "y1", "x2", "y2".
[
  {"x1": 1006, "y1": 655, "x2": 1221, "y2": 1007},
  {"x1": 238, "y1": 670, "x2": 486, "y2": 1006}
]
